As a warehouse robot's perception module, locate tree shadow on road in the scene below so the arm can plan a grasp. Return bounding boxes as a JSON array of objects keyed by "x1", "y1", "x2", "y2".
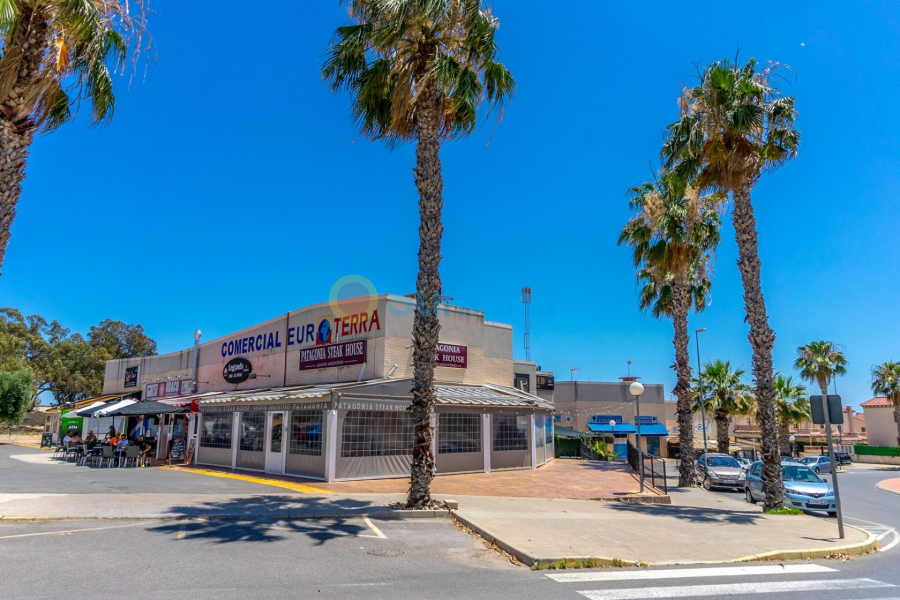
[
  {"x1": 606, "y1": 496, "x2": 763, "y2": 525},
  {"x1": 145, "y1": 494, "x2": 381, "y2": 545}
]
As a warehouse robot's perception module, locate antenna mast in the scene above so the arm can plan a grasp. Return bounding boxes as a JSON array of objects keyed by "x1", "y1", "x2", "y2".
[
  {"x1": 522, "y1": 287, "x2": 532, "y2": 362},
  {"x1": 570, "y1": 365, "x2": 581, "y2": 381}
]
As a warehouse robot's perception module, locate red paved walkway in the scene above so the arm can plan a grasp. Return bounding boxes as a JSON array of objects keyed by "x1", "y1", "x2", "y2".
[
  {"x1": 879, "y1": 478, "x2": 900, "y2": 494},
  {"x1": 177, "y1": 459, "x2": 652, "y2": 499}
]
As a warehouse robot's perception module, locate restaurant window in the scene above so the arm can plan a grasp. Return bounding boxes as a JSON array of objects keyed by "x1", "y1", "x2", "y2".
[
  {"x1": 239, "y1": 411, "x2": 265, "y2": 452},
  {"x1": 289, "y1": 410, "x2": 323, "y2": 456},
  {"x1": 438, "y1": 413, "x2": 481, "y2": 454},
  {"x1": 341, "y1": 411, "x2": 413, "y2": 458},
  {"x1": 493, "y1": 415, "x2": 528, "y2": 451},
  {"x1": 200, "y1": 413, "x2": 232, "y2": 449},
  {"x1": 545, "y1": 417, "x2": 553, "y2": 446}
]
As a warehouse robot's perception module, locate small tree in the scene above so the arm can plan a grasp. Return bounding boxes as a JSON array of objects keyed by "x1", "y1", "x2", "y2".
[
  {"x1": 871, "y1": 362, "x2": 900, "y2": 446},
  {"x1": 0, "y1": 368, "x2": 33, "y2": 435}
]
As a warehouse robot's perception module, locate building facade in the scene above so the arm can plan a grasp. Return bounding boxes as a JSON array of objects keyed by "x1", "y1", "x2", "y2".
[
  {"x1": 101, "y1": 294, "x2": 554, "y2": 481},
  {"x1": 861, "y1": 397, "x2": 897, "y2": 448}
]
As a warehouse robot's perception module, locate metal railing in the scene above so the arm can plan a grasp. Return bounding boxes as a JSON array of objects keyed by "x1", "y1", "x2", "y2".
[{"x1": 627, "y1": 442, "x2": 668, "y2": 494}]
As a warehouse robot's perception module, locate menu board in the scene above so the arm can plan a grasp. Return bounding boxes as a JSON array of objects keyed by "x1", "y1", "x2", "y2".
[{"x1": 169, "y1": 438, "x2": 186, "y2": 462}]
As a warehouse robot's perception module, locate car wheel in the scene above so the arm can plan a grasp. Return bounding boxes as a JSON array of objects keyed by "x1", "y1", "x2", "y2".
[
  {"x1": 815, "y1": 467, "x2": 820, "y2": 474},
  {"x1": 827, "y1": 511, "x2": 837, "y2": 517},
  {"x1": 702, "y1": 477, "x2": 711, "y2": 491},
  {"x1": 745, "y1": 488, "x2": 755, "y2": 504}
]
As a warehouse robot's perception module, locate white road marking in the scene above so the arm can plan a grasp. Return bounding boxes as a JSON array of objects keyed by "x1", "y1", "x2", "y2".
[
  {"x1": 0, "y1": 521, "x2": 151, "y2": 540},
  {"x1": 577, "y1": 579, "x2": 895, "y2": 600},
  {"x1": 878, "y1": 529, "x2": 900, "y2": 552},
  {"x1": 361, "y1": 515, "x2": 388, "y2": 539},
  {"x1": 548, "y1": 564, "x2": 835, "y2": 583}
]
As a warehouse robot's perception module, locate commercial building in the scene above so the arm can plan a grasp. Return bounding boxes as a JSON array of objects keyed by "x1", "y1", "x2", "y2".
[
  {"x1": 552, "y1": 379, "x2": 668, "y2": 458},
  {"x1": 100, "y1": 294, "x2": 554, "y2": 481}
]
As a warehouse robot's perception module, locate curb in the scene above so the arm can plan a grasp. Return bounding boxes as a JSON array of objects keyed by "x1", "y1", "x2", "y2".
[
  {"x1": 588, "y1": 495, "x2": 672, "y2": 505},
  {"x1": 451, "y1": 513, "x2": 879, "y2": 569},
  {"x1": 0, "y1": 441, "x2": 47, "y2": 450},
  {"x1": 0, "y1": 509, "x2": 450, "y2": 523},
  {"x1": 876, "y1": 480, "x2": 900, "y2": 496}
]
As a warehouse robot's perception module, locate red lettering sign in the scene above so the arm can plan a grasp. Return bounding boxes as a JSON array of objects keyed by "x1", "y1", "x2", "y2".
[{"x1": 436, "y1": 343, "x2": 467, "y2": 369}]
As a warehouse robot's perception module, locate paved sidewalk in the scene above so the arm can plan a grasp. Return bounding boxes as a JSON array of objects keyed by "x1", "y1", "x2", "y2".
[{"x1": 451, "y1": 487, "x2": 874, "y2": 566}]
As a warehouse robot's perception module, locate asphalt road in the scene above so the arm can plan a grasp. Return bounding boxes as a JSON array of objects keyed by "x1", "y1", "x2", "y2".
[{"x1": 3, "y1": 443, "x2": 900, "y2": 600}]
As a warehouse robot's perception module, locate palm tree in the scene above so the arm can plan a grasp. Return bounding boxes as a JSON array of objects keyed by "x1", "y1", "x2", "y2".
[
  {"x1": 0, "y1": 1, "x2": 150, "y2": 273},
  {"x1": 771, "y1": 375, "x2": 809, "y2": 456},
  {"x1": 794, "y1": 341, "x2": 847, "y2": 439},
  {"x1": 619, "y1": 169, "x2": 723, "y2": 486},
  {"x1": 663, "y1": 58, "x2": 800, "y2": 509},
  {"x1": 871, "y1": 362, "x2": 900, "y2": 446},
  {"x1": 693, "y1": 360, "x2": 754, "y2": 454},
  {"x1": 323, "y1": 0, "x2": 514, "y2": 509}
]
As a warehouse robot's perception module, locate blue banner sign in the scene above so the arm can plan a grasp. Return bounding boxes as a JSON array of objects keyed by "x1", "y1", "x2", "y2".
[
  {"x1": 590, "y1": 415, "x2": 623, "y2": 424},
  {"x1": 634, "y1": 415, "x2": 658, "y2": 425}
]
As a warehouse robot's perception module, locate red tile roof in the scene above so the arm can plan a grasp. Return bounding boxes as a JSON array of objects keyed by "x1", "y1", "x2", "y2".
[{"x1": 861, "y1": 397, "x2": 893, "y2": 407}]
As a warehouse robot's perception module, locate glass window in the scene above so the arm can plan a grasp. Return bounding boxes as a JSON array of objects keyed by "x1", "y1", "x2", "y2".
[
  {"x1": 200, "y1": 413, "x2": 232, "y2": 449},
  {"x1": 341, "y1": 411, "x2": 413, "y2": 458},
  {"x1": 239, "y1": 411, "x2": 265, "y2": 452},
  {"x1": 289, "y1": 410, "x2": 323, "y2": 456},
  {"x1": 493, "y1": 415, "x2": 529, "y2": 452},
  {"x1": 438, "y1": 413, "x2": 481, "y2": 454},
  {"x1": 782, "y1": 465, "x2": 823, "y2": 483},
  {"x1": 270, "y1": 413, "x2": 283, "y2": 453},
  {"x1": 545, "y1": 417, "x2": 553, "y2": 446},
  {"x1": 707, "y1": 456, "x2": 740, "y2": 468}
]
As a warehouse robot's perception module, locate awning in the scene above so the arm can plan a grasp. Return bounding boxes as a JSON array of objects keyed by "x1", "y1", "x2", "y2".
[
  {"x1": 105, "y1": 401, "x2": 189, "y2": 416},
  {"x1": 636, "y1": 424, "x2": 669, "y2": 436},
  {"x1": 554, "y1": 424, "x2": 597, "y2": 438},
  {"x1": 96, "y1": 399, "x2": 137, "y2": 417},
  {"x1": 73, "y1": 401, "x2": 111, "y2": 417},
  {"x1": 588, "y1": 423, "x2": 637, "y2": 434}
]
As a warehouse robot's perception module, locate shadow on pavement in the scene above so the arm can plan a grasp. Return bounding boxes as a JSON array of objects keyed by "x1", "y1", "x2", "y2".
[
  {"x1": 607, "y1": 496, "x2": 763, "y2": 525},
  {"x1": 145, "y1": 495, "x2": 380, "y2": 545}
]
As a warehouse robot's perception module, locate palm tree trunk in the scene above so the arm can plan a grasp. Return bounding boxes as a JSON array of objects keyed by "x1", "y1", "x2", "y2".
[
  {"x1": 406, "y1": 84, "x2": 444, "y2": 509},
  {"x1": 670, "y1": 283, "x2": 695, "y2": 487},
  {"x1": 0, "y1": 4, "x2": 49, "y2": 274},
  {"x1": 715, "y1": 409, "x2": 730, "y2": 454},
  {"x1": 778, "y1": 419, "x2": 791, "y2": 457},
  {"x1": 732, "y1": 182, "x2": 783, "y2": 509}
]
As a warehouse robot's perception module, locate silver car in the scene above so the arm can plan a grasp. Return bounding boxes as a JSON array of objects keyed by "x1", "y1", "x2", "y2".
[
  {"x1": 745, "y1": 460, "x2": 836, "y2": 516},
  {"x1": 801, "y1": 455, "x2": 833, "y2": 474},
  {"x1": 697, "y1": 453, "x2": 746, "y2": 490}
]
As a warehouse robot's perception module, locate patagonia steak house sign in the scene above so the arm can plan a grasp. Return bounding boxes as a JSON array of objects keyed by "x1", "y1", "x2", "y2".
[
  {"x1": 436, "y1": 343, "x2": 467, "y2": 369},
  {"x1": 299, "y1": 340, "x2": 367, "y2": 370}
]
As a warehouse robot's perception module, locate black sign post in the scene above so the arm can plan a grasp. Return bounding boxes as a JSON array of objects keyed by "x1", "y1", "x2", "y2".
[
  {"x1": 811, "y1": 394, "x2": 844, "y2": 539},
  {"x1": 223, "y1": 358, "x2": 252, "y2": 384}
]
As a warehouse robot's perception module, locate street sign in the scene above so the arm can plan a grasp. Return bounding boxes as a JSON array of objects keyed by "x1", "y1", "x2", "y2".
[
  {"x1": 634, "y1": 415, "x2": 658, "y2": 425},
  {"x1": 810, "y1": 395, "x2": 844, "y2": 425}
]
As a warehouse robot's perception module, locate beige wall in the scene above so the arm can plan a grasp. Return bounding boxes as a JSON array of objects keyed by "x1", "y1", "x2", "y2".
[
  {"x1": 104, "y1": 294, "x2": 521, "y2": 397},
  {"x1": 553, "y1": 381, "x2": 667, "y2": 432},
  {"x1": 863, "y1": 406, "x2": 898, "y2": 447}
]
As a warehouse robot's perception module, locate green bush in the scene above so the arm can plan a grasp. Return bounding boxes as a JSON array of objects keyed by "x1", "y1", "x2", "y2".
[{"x1": 855, "y1": 445, "x2": 900, "y2": 457}]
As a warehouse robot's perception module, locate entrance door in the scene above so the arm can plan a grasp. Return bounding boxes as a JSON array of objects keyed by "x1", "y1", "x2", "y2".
[
  {"x1": 646, "y1": 436, "x2": 660, "y2": 457},
  {"x1": 265, "y1": 412, "x2": 286, "y2": 475}
]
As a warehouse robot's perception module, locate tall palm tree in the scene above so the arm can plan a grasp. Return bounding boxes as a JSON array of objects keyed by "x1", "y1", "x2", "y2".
[
  {"x1": 693, "y1": 360, "x2": 754, "y2": 454},
  {"x1": 870, "y1": 362, "x2": 900, "y2": 446},
  {"x1": 323, "y1": 0, "x2": 514, "y2": 509},
  {"x1": 663, "y1": 58, "x2": 800, "y2": 509},
  {"x1": 771, "y1": 375, "x2": 809, "y2": 456},
  {"x1": 0, "y1": 1, "x2": 150, "y2": 273},
  {"x1": 619, "y1": 169, "x2": 723, "y2": 486},
  {"x1": 794, "y1": 341, "x2": 847, "y2": 438}
]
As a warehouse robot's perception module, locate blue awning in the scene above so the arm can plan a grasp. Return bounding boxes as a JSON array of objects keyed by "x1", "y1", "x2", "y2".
[
  {"x1": 635, "y1": 424, "x2": 669, "y2": 436},
  {"x1": 587, "y1": 423, "x2": 637, "y2": 434}
]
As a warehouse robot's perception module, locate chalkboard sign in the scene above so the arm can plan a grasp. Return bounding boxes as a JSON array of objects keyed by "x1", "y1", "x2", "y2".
[{"x1": 169, "y1": 438, "x2": 186, "y2": 462}]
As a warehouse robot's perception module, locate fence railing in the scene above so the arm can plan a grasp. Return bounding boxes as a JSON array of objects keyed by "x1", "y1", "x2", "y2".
[{"x1": 627, "y1": 442, "x2": 668, "y2": 494}]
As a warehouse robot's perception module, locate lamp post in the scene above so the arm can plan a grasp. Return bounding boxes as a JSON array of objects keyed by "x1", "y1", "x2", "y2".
[
  {"x1": 695, "y1": 329, "x2": 708, "y2": 472},
  {"x1": 789, "y1": 435, "x2": 796, "y2": 459},
  {"x1": 630, "y1": 381, "x2": 645, "y2": 493},
  {"x1": 609, "y1": 419, "x2": 617, "y2": 461}
]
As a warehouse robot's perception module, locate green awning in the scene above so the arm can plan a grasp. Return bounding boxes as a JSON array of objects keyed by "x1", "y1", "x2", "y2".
[{"x1": 554, "y1": 424, "x2": 597, "y2": 438}]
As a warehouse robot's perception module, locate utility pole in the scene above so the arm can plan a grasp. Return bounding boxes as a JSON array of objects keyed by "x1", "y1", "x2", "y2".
[{"x1": 522, "y1": 287, "x2": 532, "y2": 362}]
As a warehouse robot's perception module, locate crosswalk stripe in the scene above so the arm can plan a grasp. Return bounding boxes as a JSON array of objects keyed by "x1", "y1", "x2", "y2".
[
  {"x1": 547, "y1": 564, "x2": 835, "y2": 583},
  {"x1": 577, "y1": 578, "x2": 895, "y2": 600}
]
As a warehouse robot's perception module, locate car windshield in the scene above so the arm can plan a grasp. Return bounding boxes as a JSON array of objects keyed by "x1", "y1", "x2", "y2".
[
  {"x1": 782, "y1": 465, "x2": 823, "y2": 483},
  {"x1": 801, "y1": 457, "x2": 817, "y2": 463},
  {"x1": 707, "y1": 456, "x2": 740, "y2": 468}
]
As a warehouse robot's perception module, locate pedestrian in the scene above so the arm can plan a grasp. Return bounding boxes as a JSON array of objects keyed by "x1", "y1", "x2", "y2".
[{"x1": 105, "y1": 425, "x2": 116, "y2": 441}]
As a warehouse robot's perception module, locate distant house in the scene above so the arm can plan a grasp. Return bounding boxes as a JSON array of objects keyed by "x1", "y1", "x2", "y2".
[{"x1": 861, "y1": 397, "x2": 897, "y2": 448}]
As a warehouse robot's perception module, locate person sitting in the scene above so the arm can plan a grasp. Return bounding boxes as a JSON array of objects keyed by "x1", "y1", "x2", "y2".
[
  {"x1": 116, "y1": 435, "x2": 129, "y2": 450},
  {"x1": 105, "y1": 425, "x2": 116, "y2": 441},
  {"x1": 136, "y1": 435, "x2": 153, "y2": 467},
  {"x1": 62, "y1": 431, "x2": 73, "y2": 445},
  {"x1": 71, "y1": 432, "x2": 83, "y2": 444},
  {"x1": 84, "y1": 431, "x2": 98, "y2": 447},
  {"x1": 108, "y1": 432, "x2": 119, "y2": 446}
]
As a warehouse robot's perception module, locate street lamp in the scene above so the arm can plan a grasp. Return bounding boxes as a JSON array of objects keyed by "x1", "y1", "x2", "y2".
[
  {"x1": 609, "y1": 419, "x2": 617, "y2": 460},
  {"x1": 630, "y1": 381, "x2": 645, "y2": 493},
  {"x1": 695, "y1": 328, "x2": 709, "y2": 471},
  {"x1": 789, "y1": 435, "x2": 796, "y2": 459}
]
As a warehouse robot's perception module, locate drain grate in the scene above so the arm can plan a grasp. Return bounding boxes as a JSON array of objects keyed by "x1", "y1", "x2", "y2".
[{"x1": 366, "y1": 548, "x2": 406, "y2": 557}]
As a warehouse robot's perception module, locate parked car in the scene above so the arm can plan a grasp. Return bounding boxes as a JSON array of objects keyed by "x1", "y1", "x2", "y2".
[
  {"x1": 745, "y1": 460, "x2": 836, "y2": 516},
  {"x1": 834, "y1": 451, "x2": 852, "y2": 465},
  {"x1": 801, "y1": 455, "x2": 833, "y2": 474},
  {"x1": 736, "y1": 457, "x2": 751, "y2": 468},
  {"x1": 696, "y1": 453, "x2": 746, "y2": 490}
]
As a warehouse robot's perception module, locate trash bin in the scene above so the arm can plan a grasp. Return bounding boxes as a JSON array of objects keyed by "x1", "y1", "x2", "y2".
[{"x1": 40, "y1": 432, "x2": 54, "y2": 448}]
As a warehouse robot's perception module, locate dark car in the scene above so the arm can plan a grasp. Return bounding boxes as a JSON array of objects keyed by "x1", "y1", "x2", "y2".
[{"x1": 834, "y1": 451, "x2": 852, "y2": 465}]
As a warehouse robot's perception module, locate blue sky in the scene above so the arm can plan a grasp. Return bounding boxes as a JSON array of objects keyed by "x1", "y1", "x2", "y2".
[{"x1": 1, "y1": 1, "x2": 898, "y2": 411}]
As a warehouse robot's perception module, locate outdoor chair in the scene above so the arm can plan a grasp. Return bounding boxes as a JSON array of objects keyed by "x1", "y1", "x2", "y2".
[
  {"x1": 99, "y1": 445, "x2": 117, "y2": 468},
  {"x1": 52, "y1": 441, "x2": 66, "y2": 459},
  {"x1": 80, "y1": 446, "x2": 100, "y2": 467},
  {"x1": 121, "y1": 446, "x2": 141, "y2": 468},
  {"x1": 65, "y1": 443, "x2": 80, "y2": 463}
]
